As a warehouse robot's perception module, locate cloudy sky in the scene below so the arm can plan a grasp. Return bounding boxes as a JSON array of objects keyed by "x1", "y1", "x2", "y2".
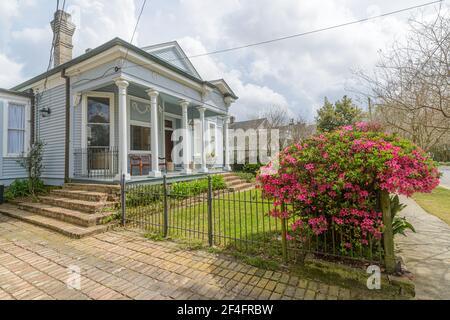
[{"x1": 0, "y1": 0, "x2": 445, "y2": 120}]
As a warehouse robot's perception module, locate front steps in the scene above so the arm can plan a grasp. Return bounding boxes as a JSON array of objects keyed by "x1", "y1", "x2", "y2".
[
  {"x1": 220, "y1": 172, "x2": 256, "y2": 192},
  {"x1": 0, "y1": 183, "x2": 120, "y2": 239}
]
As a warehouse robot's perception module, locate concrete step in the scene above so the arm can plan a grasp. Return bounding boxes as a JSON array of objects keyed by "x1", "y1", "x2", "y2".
[
  {"x1": 39, "y1": 196, "x2": 115, "y2": 214},
  {"x1": 17, "y1": 202, "x2": 115, "y2": 227},
  {"x1": 64, "y1": 183, "x2": 120, "y2": 195},
  {"x1": 50, "y1": 189, "x2": 109, "y2": 202},
  {"x1": 0, "y1": 204, "x2": 112, "y2": 239}
]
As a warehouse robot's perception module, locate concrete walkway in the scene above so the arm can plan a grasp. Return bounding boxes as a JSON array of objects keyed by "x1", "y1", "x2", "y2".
[
  {"x1": 439, "y1": 166, "x2": 450, "y2": 189},
  {"x1": 396, "y1": 196, "x2": 450, "y2": 300}
]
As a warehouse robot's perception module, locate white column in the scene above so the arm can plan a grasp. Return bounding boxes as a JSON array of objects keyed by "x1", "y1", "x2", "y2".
[
  {"x1": 198, "y1": 106, "x2": 208, "y2": 173},
  {"x1": 180, "y1": 100, "x2": 191, "y2": 174},
  {"x1": 223, "y1": 116, "x2": 231, "y2": 171},
  {"x1": 147, "y1": 88, "x2": 161, "y2": 177},
  {"x1": 115, "y1": 78, "x2": 130, "y2": 181}
]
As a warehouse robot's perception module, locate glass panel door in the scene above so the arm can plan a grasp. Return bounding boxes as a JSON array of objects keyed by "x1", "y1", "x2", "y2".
[{"x1": 87, "y1": 97, "x2": 111, "y2": 171}]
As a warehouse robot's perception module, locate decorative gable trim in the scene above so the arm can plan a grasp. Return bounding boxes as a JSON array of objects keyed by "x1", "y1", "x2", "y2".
[{"x1": 142, "y1": 41, "x2": 202, "y2": 80}]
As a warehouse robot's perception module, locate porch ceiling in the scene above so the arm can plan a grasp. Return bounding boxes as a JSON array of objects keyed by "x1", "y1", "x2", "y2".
[{"x1": 94, "y1": 82, "x2": 225, "y2": 118}]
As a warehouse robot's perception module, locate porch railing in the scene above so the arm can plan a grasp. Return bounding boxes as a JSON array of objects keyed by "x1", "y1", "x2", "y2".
[{"x1": 73, "y1": 147, "x2": 119, "y2": 179}]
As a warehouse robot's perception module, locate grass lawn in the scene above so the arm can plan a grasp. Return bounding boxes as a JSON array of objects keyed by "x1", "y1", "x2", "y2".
[
  {"x1": 128, "y1": 187, "x2": 382, "y2": 263},
  {"x1": 413, "y1": 187, "x2": 450, "y2": 226},
  {"x1": 128, "y1": 188, "x2": 286, "y2": 258},
  {"x1": 167, "y1": 189, "x2": 281, "y2": 248}
]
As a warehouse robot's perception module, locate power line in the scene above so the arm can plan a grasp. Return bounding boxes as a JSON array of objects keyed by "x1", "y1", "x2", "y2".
[
  {"x1": 36, "y1": 0, "x2": 66, "y2": 140},
  {"x1": 122, "y1": 0, "x2": 148, "y2": 67},
  {"x1": 122, "y1": 0, "x2": 444, "y2": 70},
  {"x1": 42, "y1": 0, "x2": 67, "y2": 91},
  {"x1": 73, "y1": 0, "x2": 147, "y2": 86},
  {"x1": 72, "y1": 0, "x2": 444, "y2": 111}
]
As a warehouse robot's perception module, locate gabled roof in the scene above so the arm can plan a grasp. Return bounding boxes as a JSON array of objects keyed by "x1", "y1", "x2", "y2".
[
  {"x1": 142, "y1": 41, "x2": 202, "y2": 80},
  {"x1": 209, "y1": 79, "x2": 237, "y2": 99},
  {"x1": 11, "y1": 37, "x2": 237, "y2": 101},
  {"x1": 230, "y1": 118, "x2": 268, "y2": 130}
]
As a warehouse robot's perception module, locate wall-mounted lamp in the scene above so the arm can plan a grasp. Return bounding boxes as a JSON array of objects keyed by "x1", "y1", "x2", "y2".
[{"x1": 40, "y1": 107, "x2": 51, "y2": 117}]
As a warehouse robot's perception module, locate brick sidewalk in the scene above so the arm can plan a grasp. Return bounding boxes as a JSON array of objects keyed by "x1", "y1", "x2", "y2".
[{"x1": 0, "y1": 215, "x2": 361, "y2": 300}]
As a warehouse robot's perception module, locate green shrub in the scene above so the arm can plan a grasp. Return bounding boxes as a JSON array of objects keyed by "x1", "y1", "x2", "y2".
[
  {"x1": 5, "y1": 179, "x2": 45, "y2": 201},
  {"x1": 126, "y1": 184, "x2": 162, "y2": 207},
  {"x1": 171, "y1": 175, "x2": 226, "y2": 197},
  {"x1": 235, "y1": 172, "x2": 256, "y2": 183},
  {"x1": 17, "y1": 140, "x2": 45, "y2": 197},
  {"x1": 242, "y1": 163, "x2": 263, "y2": 174}
]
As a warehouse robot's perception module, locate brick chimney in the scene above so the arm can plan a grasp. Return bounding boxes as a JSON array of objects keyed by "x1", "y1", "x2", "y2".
[{"x1": 50, "y1": 10, "x2": 76, "y2": 67}]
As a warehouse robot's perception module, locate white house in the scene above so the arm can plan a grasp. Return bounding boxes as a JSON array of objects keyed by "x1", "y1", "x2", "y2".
[{"x1": 0, "y1": 10, "x2": 237, "y2": 186}]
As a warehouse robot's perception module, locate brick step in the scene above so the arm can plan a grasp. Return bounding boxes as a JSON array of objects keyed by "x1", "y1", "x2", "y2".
[
  {"x1": 0, "y1": 204, "x2": 112, "y2": 239},
  {"x1": 227, "y1": 179, "x2": 248, "y2": 187},
  {"x1": 229, "y1": 183, "x2": 256, "y2": 192},
  {"x1": 223, "y1": 176, "x2": 242, "y2": 183},
  {"x1": 17, "y1": 202, "x2": 115, "y2": 227},
  {"x1": 39, "y1": 196, "x2": 115, "y2": 214},
  {"x1": 64, "y1": 183, "x2": 120, "y2": 195},
  {"x1": 51, "y1": 189, "x2": 109, "y2": 202},
  {"x1": 219, "y1": 172, "x2": 236, "y2": 178}
]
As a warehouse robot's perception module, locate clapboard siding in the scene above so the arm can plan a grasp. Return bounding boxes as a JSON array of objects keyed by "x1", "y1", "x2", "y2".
[
  {"x1": 37, "y1": 85, "x2": 66, "y2": 181},
  {"x1": 2, "y1": 158, "x2": 27, "y2": 178}
]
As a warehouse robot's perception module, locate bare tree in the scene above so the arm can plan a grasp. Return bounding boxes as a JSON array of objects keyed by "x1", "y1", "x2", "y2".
[
  {"x1": 262, "y1": 106, "x2": 290, "y2": 128},
  {"x1": 355, "y1": 6, "x2": 450, "y2": 151}
]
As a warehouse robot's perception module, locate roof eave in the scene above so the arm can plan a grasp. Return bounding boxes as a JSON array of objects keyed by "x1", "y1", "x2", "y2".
[{"x1": 12, "y1": 37, "x2": 208, "y2": 91}]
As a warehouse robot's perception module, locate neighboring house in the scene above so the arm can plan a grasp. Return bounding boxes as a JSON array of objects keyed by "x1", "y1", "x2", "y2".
[
  {"x1": 229, "y1": 118, "x2": 268, "y2": 132},
  {"x1": 277, "y1": 121, "x2": 316, "y2": 147},
  {"x1": 229, "y1": 118, "x2": 268, "y2": 164},
  {"x1": 0, "y1": 10, "x2": 238, "y2": 186},
  {"x1": 228, "y1": 117, "x2": 316, "y2": 164}
]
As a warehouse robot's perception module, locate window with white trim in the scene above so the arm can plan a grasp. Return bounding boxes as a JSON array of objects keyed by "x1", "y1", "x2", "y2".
[
  {"x1": 7, "y1": 102, "x2": 26, "y2": 156},
  {"x1": 129, "y1": 99, "x2": 151, "y2": 152}
]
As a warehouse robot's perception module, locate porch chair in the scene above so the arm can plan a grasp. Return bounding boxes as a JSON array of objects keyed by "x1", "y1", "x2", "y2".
[{"x1": 129, "y1": 155, "x2": 151, "y2": 176}]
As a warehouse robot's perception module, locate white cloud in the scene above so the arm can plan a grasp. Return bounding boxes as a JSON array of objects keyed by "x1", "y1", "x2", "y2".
[
  {"x1": 70, "y1": 0, "x2": 137, "y2": 55},
  {"x1": 2, "y1": 0, "x2": 445, "y2": 121},
  {"x1": 0, "y1": 54, "x2": 25, "y2": 88},
  {"x1": 179, "y1": 37, "x2": 291, "y2": 120},
  {"x1": 11, "y1": 26, "x2": 52, "y2": 44}
]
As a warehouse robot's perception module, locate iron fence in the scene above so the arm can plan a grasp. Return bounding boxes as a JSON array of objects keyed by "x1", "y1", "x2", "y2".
[
  {"x1": 121, "y1": 175, "x2": 384, "y2": 265},
  {"x1": 73, "y1": 147, "x2": 119, "y2": 179}
]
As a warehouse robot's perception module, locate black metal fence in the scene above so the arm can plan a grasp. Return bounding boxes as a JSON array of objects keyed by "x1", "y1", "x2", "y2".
[
  {"x1": 73, "y1": 147, "x2": 119, "y2": 179},
  {"x1": 121, "y1": 175, "x2": 384, "y2": 265}
]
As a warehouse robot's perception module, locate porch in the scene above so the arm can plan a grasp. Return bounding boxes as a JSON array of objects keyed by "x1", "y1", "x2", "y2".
[{"x1": 70, "y1": 77, "x2": 233, "y2": 184}]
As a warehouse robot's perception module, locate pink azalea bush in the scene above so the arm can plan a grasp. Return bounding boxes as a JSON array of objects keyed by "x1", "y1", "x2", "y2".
[{"x1": 257, "y1": 122, "x2": 440, "y2": 252}]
